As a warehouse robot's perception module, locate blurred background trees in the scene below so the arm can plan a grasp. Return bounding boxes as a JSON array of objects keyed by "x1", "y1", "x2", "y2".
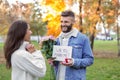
[{"x1": 0, "y1": 0, "x2": 120, "y2": 56}]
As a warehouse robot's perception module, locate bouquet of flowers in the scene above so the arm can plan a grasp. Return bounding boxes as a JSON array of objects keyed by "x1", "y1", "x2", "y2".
[
  {"x1": 40, "y1": 35, "x2": 56, "y2": 80},
  {"x1": 40, "y1": 35, "x2": 56, "y2": 59}
]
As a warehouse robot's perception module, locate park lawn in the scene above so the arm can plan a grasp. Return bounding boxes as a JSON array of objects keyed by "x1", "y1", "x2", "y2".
[
  {"x1": 0, "y1": 64, "x2": 11, "y2": 80},
  {"x1": 93, "y1": 40, "x2": 118, "y2": 54},
  {"x1": 0, "y1": 60, "x2": 54, "y2": 80},
  {"x1": 0, "y1": 43, "x2": 3, "y2": 52},
  {"x1": 0, "y1": 58, "x2": 120, "y2": 80},
  {"x1": 86, "y1": 58, "x2": 120, "y2": 80},
  {"x1": 0, "y1": 40, "x2": 120, "y2": 80},
  {"x1": 0, "y1": 40, "x2": 118, "y2": 55}
]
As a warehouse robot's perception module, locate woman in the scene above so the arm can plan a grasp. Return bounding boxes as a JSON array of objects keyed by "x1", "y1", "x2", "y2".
[{"x1": 4, "y1": 20, "x2": 46, "y2": 80}]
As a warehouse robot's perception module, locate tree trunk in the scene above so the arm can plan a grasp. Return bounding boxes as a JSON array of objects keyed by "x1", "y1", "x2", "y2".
[
  {"x1": 79, "y1": 0, "x2": 83, "y2": 32},
  {"x1": 116, "y1": 0, "x2": 120, "y2": 57},
  {"x1": 117, "y1": 18, "x2": 120, "y2": 56},
  {"x1": 36, "y1": 30, "x2": 40, "y2": 43},
  {"x1": 90, "y1": 0, "x2": 101, "y2": 50},
  {"x1": 102, "y1": 21, "x2": 107, "y2": 40},
  {"x1": 90, "y1": 33, "x2": 95, "y2": 50}
]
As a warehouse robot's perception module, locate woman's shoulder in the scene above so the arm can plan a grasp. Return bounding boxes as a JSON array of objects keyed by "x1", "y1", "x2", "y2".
[{"x1": 12, "y1": 49, "x2": 29, "y2": 58}]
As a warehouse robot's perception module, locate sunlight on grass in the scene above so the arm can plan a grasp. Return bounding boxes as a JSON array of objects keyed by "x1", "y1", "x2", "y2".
[
  {"x1": 0, "y1": 58, "x2": 120, "y2": 80},
  {"x1": 94, "y1": 40, "x2": 118, "y2": 54},
  {"x1": 0, "y1": 64, "x2": 11, "y2": 80},
  {"x1": 87, "y1": 58, "x2": 120, "y2": 80},
  {"x1": 0, "y1": 40, "x2": 120, "y2": 80}
]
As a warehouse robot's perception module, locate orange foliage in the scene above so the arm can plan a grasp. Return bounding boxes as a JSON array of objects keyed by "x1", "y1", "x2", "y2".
[
  {"x1": 107, "y1": 10, "x2": 115, "y2": 16},
  {"x1": 42, "y1": 0, "x2": 65, "y2": 12},
  {"x1": 88, "y1": 14, "x2": 100, "y2": 23},
  {"x1": 43, "y1": 0, "x2": 54, "y2": 5},
  {"x1": 44, "y1": 14, "x2": 62, "y2": 37},
  {"x1": 112, "y1": 0, "x2": 118, "y2": 6},
  {"x1": 89, "y1": 26, "x2": 94, "y2": 34},
  {"x1": 66, "y1": 0, "x2": 74, "y2": 6},
  {"x1": 107, "y1": 19, "x2": 115, "y2": 24},
  {"x1": 42, "y1": 0, "x2": 66, "y2": 37}
]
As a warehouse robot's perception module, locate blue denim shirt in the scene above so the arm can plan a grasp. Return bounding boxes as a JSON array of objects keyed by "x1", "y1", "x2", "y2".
[{"x1": 54, "y1": 32, "x2": 94, "y2": 80}]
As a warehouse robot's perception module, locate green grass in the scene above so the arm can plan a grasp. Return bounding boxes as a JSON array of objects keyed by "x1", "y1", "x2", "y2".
[
  {"x1": 0, "y1": 43, "x2": 4, "y2": 52},
  {"x1": 40, "y1": 59, "x2": 55, "y2": 80},
  {"x1": 0, "y1": 43, "x2": 4, "y2": 47},
  {"x1": 94, "y1": 40, "x2": 118, "y2": 54},
  {"x1": 0, "y1": 61, "x2": 55, "y2": 80},
  {"x1": 87, "y1": 58, "x2": 120, "y2": 80},
  {"x1": 0, "y1": 40, "x2": 120, "y2": 80},
  {"x1": 0, "y1": 64, "x2": 11, "y2": 80},
  {"x1": 0, "y1": 58, "x2": 120, "y2": 80}
]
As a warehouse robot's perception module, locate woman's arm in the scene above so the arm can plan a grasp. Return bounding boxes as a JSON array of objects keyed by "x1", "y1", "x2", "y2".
[{"x1": 12, "y1": 50, "x2": 46, "y2": 77}]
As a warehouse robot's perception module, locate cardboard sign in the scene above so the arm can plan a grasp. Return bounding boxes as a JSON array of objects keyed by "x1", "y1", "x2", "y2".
[{"x1": 52, "y1": 45, "x2": 72, "y2": 61}]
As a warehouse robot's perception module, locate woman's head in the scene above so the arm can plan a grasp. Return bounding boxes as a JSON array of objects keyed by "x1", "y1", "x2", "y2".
[
  {"x1": 9, "y1": 20, "x2": 29, "y2": 42},
  {"x1": 4, "y1": 20, "x2": 32, "y2": 68}
]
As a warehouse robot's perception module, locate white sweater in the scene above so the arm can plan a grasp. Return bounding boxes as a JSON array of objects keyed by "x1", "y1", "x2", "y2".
[{"x1": 11, "y1": 41, "x2": 46, "y2": 80}]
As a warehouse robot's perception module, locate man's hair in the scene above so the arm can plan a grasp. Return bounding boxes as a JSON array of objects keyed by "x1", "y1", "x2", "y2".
[{"x1": 61, "y1": 10, "x2": 75, "y2": 18}]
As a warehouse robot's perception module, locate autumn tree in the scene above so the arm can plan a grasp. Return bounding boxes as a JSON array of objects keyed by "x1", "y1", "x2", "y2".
[
  {"x1": 0, "y1": 0, "x2": 33, "y2": 35},
  {"x1": 97, "y1": 0, "x2": 120, "y2": 56},
  {"x1": 41, "y1": 0, "x2": 66, "y2": 37},
  {"x1": 0, "y1": 0, "x2": 10, "y2": 35},
  {"x1": 66, "y1": 0, "x2": 119, "y2": 50},
  {"x1": 30, "y1": 0, "x2": 47, "y2": 40},
  {"x1": 114, "y1": 0, "x2": 120, "y2": 56}
]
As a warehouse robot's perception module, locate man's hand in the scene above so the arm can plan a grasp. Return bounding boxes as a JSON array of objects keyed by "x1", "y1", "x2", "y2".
[
  {"x1": 48, "y1": 57, "x2": 56, "y2": 66},
  {"x1": 61, "y1": 58, "x2": 73, "y2": 66}
]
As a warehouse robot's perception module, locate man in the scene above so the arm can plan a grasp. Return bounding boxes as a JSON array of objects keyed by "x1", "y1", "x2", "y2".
[{"x1": 53, "y1": 10, "x2": 94, "y2": 80}]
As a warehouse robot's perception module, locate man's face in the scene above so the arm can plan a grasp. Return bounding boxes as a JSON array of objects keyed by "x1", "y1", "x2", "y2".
[{"x1": 60, "y1": 16, "x2": 74, "y2": 33}]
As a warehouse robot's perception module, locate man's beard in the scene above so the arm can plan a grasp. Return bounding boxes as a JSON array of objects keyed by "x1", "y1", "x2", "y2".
[{"x1": 61, "y1": 24, "x2": 72, "y2": 33}]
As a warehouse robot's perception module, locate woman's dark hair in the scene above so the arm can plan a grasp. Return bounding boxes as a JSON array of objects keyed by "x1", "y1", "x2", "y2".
[{"x1": 4, "y1": 20, "x2": 28, "y2": 69}]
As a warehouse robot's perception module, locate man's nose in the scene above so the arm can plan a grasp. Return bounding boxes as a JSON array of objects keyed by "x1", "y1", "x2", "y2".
[{"x1": 61, "y1": 22, "x2": 66, "y2": 26}]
